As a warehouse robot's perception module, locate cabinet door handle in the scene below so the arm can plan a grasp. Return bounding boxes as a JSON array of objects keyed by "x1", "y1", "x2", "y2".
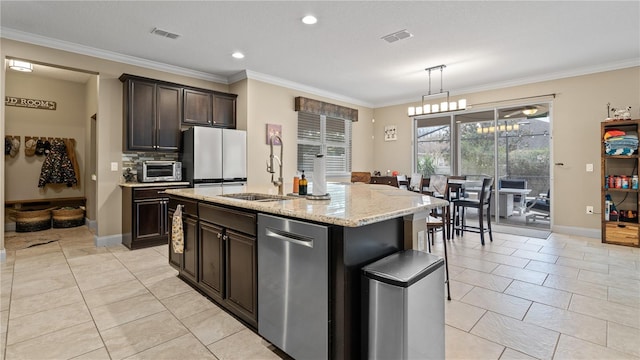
[
  {"x1": 223, "y1": 234, "x2": 228, "y2": 241},
  {"x1": 217, "y1": 232, "x2": 223, "y2": 239}
]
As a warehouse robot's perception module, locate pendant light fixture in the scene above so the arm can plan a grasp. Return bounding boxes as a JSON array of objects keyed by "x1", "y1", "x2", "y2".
[
  {"x1": 408, "y1": 64, "x2": 466, "y2": 117},
  {"x1": 8, "y1": 59, "x2": 34, "y2": 72}
]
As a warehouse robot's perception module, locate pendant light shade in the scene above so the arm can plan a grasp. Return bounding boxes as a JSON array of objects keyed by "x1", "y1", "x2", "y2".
[{"x1": 8, "y1": 59, "x2": 33, "y2": 72}]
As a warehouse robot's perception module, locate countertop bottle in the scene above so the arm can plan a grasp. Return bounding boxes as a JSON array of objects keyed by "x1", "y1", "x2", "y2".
[
  {"x1": 298, "y1": 171, "x2": 308, "y2": 195},
  {"x1": 293, "y1": 175, "x2": 300, "y2": 194}
]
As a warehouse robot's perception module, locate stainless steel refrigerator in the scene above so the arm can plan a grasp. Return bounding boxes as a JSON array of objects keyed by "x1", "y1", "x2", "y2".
[{"x1": 181, "y1": 127, "x2": 247, "y2": 188}]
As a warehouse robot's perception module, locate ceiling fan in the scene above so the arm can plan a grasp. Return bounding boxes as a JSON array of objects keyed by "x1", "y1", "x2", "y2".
[{"x1": 502, "y1": 105, "x2": 548, "y2": 119}]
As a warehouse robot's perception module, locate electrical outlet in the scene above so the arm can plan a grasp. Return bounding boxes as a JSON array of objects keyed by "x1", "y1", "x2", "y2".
[
  {"x1": 111, "y1": 162, "x2": 118, "y2": 171},
  {"x1": 586, "y1": 206, "x2": 594, "y2": 214},
  {"x1": 586, "y1": 163, "x2": 594, "y2": 172}
]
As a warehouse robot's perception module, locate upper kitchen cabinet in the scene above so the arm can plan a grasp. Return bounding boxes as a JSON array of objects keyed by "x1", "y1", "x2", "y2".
[
  {"x1": 213, "y1": 92, "x2": 237, "y2": 128},
  {"x1": 183, "y1": 88, "x2": 212, "y2": 126},
  {"x1": 121, "y1": 74, "x2": 182, "y2": 152},
  {"x1": 182, "y1": 89, "x2": 237, "y2": 128}
]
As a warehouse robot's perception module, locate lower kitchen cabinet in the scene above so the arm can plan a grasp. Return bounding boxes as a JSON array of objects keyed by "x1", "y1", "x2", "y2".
[
  {"x1": 199, "y1": 221, "x2": 225, "y2": 303},
  {"x1": 168, "y1": 195, "x2": 257, "y2": 328},
  {"x1": 199, "y1": 202, "x2": 257, "y2": 327},
  {"x1": 225, "y1": 229, "x2": 257, "y2": 325},
  {"x1": 168, "y1": 196, "x2": 198, "y2": 284},
  {"x1": 122, "y1": 184, "x2": 187, "y2": 250}
]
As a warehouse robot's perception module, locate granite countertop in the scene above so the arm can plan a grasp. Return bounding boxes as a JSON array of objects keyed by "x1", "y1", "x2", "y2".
[
  {"x1": 119, "y1": 181, "x2": 190, "y2": 188},
  {"x1": 165, "y1": 182, "x2": 448, "y2": 227}
]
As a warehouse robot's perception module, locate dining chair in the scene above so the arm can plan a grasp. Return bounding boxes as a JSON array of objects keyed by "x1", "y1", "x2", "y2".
[
  {"x1": 422, "y1": 175, "x2": 451, "y2": 240},
  {"x1": 397, "y1": 174, "x2": 408, "y2": 189},
  {"x1": 452, "y1": 177, "x2": 494, "y2": 245},
  {"x1": 408, "y1": 173, "x2": 423, "y2": 192}
]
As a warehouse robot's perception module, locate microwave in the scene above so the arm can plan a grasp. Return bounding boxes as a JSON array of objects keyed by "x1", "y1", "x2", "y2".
[{"x1": 138, "y1": 161, "x2": 182, "y2": 182}]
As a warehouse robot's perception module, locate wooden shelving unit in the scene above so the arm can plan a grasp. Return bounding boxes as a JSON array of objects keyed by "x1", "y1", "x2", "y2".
[{"x1": 601, "y1": 119, "x2": 640, "y2": 247}]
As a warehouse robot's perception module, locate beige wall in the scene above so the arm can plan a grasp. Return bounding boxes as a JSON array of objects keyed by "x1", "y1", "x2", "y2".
[
  {"x1": 372, "y1": 67, "x2": 640, "y2": 235},
  {"x1": 243, "y1": 79, "x2": 374, "y2": 188},
  {"x1": 5, "y1": 72, "x2": 86, "y2": 202}
]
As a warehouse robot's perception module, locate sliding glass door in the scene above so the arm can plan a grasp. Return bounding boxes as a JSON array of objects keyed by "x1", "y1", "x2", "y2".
[
  {"x1": 496, "y1": 105, "x2": 551, "y2": 229},
  {"x1": 414, "y1": 102, "x2": 551, "y2": 231}
]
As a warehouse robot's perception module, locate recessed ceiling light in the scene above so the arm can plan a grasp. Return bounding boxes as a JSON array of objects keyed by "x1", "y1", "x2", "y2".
[
  {"x1": 302, "y1": 15, "x2": 317, "y2": 25},
  {"x1": 232, "y1": 52, "x2": 245, "y2": 59}
]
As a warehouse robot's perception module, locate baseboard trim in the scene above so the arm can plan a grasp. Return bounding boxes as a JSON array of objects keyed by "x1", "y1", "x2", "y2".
[
  {"x1": 95, "y1": 234, "x2": 122, "y2": 247},
  {"x1": 552, "y1": 225, "x2": 600, "y2": 239},
  {"x1": 85, "y1": 218, "x2": 97, "y2": 233}
]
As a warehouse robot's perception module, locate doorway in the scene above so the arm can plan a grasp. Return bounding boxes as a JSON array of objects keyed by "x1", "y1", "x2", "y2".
[{"x1": 453, "y1": 104, "x2": 551, "y2": 232}]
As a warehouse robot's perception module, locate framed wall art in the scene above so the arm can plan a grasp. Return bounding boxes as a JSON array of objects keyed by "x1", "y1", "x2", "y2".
[
  {"x1": 384, "y1": 125, "x2": 397, "y2": 141},
  {"x1": 266, "y1": 123, "x2": 282, "y2": 145}
]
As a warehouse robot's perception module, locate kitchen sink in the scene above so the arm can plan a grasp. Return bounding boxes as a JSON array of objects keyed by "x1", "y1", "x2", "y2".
[{"x1": 219, "y1": 193, "x2": 296, "y2": 202}]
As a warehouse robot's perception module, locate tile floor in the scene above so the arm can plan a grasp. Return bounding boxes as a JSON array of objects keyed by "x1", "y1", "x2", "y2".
[{"x1": 1, "y1": 226, "x2": 639, "y2": 359}]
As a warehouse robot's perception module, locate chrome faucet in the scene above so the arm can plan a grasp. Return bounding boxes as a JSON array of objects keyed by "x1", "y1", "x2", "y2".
[{"x1": 267, "y1": 135, "x2": 284, "y2": 195}]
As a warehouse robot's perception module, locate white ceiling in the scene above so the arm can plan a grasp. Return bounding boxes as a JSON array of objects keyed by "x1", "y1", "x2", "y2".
[{"x1": 2, "y1": 1, "x2": 639, "y2": 107}]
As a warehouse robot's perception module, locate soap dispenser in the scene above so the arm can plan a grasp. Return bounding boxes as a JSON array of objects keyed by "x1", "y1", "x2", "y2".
[{"x1": 298, "y1": 170, "x2": 308, "y2": 195}]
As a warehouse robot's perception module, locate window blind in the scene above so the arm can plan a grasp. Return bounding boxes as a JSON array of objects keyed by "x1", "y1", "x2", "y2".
[{"x1": 297, "y1": 112, "x2": 351, "y2": 176}]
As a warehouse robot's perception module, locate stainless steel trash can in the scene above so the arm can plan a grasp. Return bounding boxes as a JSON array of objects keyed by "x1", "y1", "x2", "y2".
[{"x1": 362, "y1": 249, "x2": 445, "y2": 360}]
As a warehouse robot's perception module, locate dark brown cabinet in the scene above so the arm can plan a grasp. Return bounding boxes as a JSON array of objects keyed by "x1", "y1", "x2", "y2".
[
  {"x1": 168, "y1": 196, "x2": 199, "y2": 282},
  {"x1": 213, "y1": 92, "x2": 237, "y2": 128},
  {"x1": 122, "y1": 185, "x2": 187, "y2": 250},
  {"x1": 198, "y1": 221, "x2": 225, "y2": 302},
  {"x1": 224, "y1": 229, "x2": 256, "y2": 325},
  {"x1": 183, "y1": 89, "x2": 237, "y2": 128},
  {"x1": 199, "y1": 202, "x2": 257, "y2": 327},
  {"x1": 122, "y1": 73, "x2": 237, "y2": 133},
  {"x1": 183, "y1": 88, "x2": 212, "y2": 126},
  {"x1": 121, "y1": 74, "x2": 182, "y2": 152},
  {"x1": 167, "y1": 195, "x2": 257, "y2": 327},
  {"x1": 370, "y1": 176, "x2": 399, "y2": 187}
]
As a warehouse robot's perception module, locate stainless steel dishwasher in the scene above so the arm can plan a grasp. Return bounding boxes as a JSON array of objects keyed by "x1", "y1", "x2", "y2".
[{"x1": 257, "y1": 213, "x2": 329, "y2": 360}]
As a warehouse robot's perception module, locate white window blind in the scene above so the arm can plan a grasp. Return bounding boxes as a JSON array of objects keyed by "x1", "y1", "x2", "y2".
[{"x1": 297, "y1": 112, "x2": 351, "y2": 176}]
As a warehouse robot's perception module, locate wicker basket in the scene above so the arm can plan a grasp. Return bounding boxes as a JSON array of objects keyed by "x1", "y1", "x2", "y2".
[
  {"x1": 52, "y1": 207, "x2": 85, "y2": 228},
  {"x1": 14, "y1": 209, "x2": 52, "y2": 232}
]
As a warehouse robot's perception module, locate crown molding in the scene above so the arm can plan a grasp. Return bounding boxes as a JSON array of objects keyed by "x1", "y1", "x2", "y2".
[
  {"x1": 231, "y1": 69, "x2": 373, "y2": 108},
  {"x1": 1, "y1": 27, "x2": 228, "y2": 84}
]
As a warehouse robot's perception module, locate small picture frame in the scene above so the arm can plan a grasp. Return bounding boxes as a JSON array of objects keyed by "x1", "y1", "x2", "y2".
[
  {"x1": 266, "y1": 124, "x2": 282, "y2": 145},
  {"x1": 384, "y1": 125, "x2": 397, "y2": 141}
]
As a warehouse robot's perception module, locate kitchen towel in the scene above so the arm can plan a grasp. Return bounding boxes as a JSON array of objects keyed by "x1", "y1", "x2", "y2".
[
  {"x1": 171, "y1": 205, "x2": 184, "y2": 254},
  {"x1": 313, "y1": 154, "x2": 327, "y2": 195}
]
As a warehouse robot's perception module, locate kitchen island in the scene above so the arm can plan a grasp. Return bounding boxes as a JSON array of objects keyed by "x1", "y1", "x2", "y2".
[{"x1": 165, "y1": 182, "x2": 447, "y2": 360}]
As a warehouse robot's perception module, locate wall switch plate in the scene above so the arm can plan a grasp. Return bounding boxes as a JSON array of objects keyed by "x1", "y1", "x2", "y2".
[
  {"x1": 586, "y1": 163, "x2": 594, "y2": 172},
  {"x1": 111, "y1": 162, "x2": 118, "y2": 171},
  {"x1": 586, "y1": 205, "x2": 594, "y2": 214}
]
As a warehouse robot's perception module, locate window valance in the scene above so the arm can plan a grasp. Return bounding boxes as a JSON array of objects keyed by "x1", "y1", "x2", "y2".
[{"x1": 294, "y1": 96, "x2": 358, "y2": 122}]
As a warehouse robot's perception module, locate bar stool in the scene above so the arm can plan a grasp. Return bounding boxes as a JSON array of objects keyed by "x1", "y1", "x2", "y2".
[
  {"x1": 425, "y1": 206, "x2": 451, "y2": 301},
  {"x1": 452, "y1": 177, "x2": 494, "y2": 245}
]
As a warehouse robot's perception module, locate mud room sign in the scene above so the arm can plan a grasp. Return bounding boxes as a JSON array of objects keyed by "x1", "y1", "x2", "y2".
[{"x1": 5, "y1": 96, "x2": 57, "y2": 110}]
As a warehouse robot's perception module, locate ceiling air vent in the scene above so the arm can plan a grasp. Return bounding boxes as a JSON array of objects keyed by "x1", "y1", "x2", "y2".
[
  {"x1": 151, "y1": 27, "x2": 181, "y2": 40},
  {"x1": 381, "y1": 29, "x2": 413, "y2": 43}
]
